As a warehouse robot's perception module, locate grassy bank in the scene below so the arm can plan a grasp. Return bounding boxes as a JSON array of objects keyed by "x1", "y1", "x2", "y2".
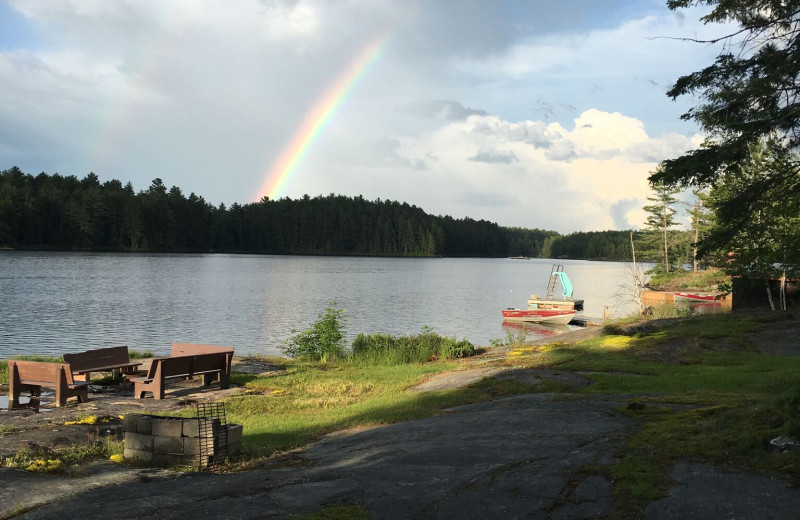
[
  {"x1": 647, "y1": 267, "x2": 729, "y2": 292},
  {"x1": 224, "y1": 358, "x2": 489, "y2": 460},
  {"x1": 505, "y1": 312, "x2": 800, "y2": 518}
]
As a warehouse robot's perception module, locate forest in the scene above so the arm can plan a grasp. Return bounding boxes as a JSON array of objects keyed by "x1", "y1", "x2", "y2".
[
  {"x1": 2, "y1": 167, "x2": 627, "y2": 259},
  {"x1": 0, "y1": 167, "x2": 733, "y2": 264}
]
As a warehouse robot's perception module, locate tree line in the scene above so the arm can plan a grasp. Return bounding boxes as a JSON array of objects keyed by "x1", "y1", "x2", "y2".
[
  {"x1": 0, "y1": 167, "x2": 667, "y2": 261},
  {"x1": 0, "y1": 167, "x2": 569, "y2": 258}
]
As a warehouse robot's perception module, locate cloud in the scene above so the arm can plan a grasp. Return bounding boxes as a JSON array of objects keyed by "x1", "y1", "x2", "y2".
[
  {"x1": 468, "y1": 150, "x2": 518, "y2": 164},
  {"x1": 370, "y1": 107, "x2": 696, "y2": 232},
  {"x1": 610, "y1": 199, "x2": 642, "y2": 230},
  {"x1": 0, "y1": 1, "x2": 723, "y2": 233},
  {"x1": 405, "y1": 100, "x2": 488, "y2": 121}
]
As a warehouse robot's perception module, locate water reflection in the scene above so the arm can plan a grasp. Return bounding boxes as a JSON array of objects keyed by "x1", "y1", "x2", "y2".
[
  {"x1": 501, "y1": 320, "x2": 578, "y2": 339},
  {"x1": 0, "y1": 394, "x2": 51, "y2": 412}
]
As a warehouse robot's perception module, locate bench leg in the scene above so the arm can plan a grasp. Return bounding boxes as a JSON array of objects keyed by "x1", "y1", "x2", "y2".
[
  {"x1": 134, "y1": 384, "x2": 148, "y2": 399},
  {"x1": 55, "y1": 386, "x2": 66, "y2": 407}
]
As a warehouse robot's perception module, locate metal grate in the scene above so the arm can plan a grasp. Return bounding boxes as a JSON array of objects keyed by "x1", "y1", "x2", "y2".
[{"x1": 196, "y1": 402, "x2": 228, "y2": 468}]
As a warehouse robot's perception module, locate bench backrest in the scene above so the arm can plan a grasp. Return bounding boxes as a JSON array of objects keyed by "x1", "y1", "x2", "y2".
[
  {"x1": 146, "y1": 355, "x2": 194, "y2": 380},
  {"x1": 191, "y1": 352, "x2": 228, "y2": 374},
  {"x1": 171, "y1": 343, "x2": 234, "y2": 356},
  {"x1": 8, "y1": 360, "x2": 78, "y2": 386},
  {"x1": 146, "y1": 352, "x2": 230, "y2": 380},
  {"x1": 63, "y1": 346, "x2": 129, "y2": 371}
]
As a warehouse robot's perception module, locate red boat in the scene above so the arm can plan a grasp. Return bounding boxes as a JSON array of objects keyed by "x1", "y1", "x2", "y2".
[
  {"x1": 673, "y1": 292, "x2": 718, "y2": 302},
  {"x1": 502, "y1": 265, "x2": 580, "y2": 325},
  {"x1": 501, "y1": 307, "x2": 576, "y2": 325}
]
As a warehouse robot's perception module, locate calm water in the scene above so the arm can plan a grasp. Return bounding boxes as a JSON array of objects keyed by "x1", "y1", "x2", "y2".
[{"x1": 0, "y1": 252, "x2": 640, "y2": 358}]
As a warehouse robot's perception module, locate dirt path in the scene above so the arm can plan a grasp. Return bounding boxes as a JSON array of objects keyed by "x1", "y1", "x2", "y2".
[{"x1": 12, "y1": 393, "x2": 635, "y2": 519}]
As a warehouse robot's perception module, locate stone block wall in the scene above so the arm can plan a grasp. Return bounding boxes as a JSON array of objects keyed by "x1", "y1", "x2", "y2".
[{"x1": 123, "y1": 413, "x2": 242, "y2": 466}]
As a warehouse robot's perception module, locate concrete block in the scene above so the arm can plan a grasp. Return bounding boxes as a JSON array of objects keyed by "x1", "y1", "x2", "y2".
[
  {"x1": 227, "y1": 441, "x2": 241, "y2": 457},
  {"x1": 152, "y1": 417, "x2": 183, "y2": 438},
  {"x1": 183, "y1": 437, "x2": 202, "y2": 456},
  {"x1": 183, "y1": 418, "x2": 203, "y2": 438},
  {"x1": 226, "y1": 424, "x2": 243, "y2": 444},
  {"x1": 124, "y1": 432, "x2": 153, "y2": 452},
  {"x1": 123, "y1": 448, "x2": 153, "y2": 461},
  {"x1": 186, "y1": 418, "x2": 219, "y2": 438},
  {"x1": 136, "y1": 415, "x2": 153, "y2": 435},
  {"x1": 122, "y1": 414, "x2": 139, "y2": 432},
  {"x1": 184, "y1": 437, "x2": 214, "y2": 456},
  {"x1": 154, "y1": 435, "x2": 185, "y2": 455}
]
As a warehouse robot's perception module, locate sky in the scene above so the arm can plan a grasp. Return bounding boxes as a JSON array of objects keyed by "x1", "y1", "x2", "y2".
[{"x1": 0, "y1": 0, "x2": 733, "y2": 233}]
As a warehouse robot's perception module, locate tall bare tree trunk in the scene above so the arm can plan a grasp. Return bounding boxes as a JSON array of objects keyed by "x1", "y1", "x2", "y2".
[
  {"x1": 693, "y1": 200, "x2": 700, "y2": 273},
  {"x1": 631, "y1": 231, "x2": 644, "y2": 313},
  {"x1": 766, "y1": 278, "x2": 775, "y2": 311},
  {"x1": 662, "y1": 202, "x2": 670, "y2": 272},
  {"x1": 780, "y1": 271, "x2": 787, "y2": 311}
]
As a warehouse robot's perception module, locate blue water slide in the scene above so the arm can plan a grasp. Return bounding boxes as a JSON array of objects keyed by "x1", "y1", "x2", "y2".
[{"x1": 552, "y1": 271, "x2": 573, "y2": 299}]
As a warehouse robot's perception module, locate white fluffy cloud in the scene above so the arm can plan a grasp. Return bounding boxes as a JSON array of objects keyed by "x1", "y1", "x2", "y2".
[{"x1": 353, "y1": 109, "x2": 699, "y2": 232}]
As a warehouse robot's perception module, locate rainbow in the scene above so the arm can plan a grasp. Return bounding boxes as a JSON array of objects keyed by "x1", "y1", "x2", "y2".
[{"x1": 256, "y1": 33, "x2": 392, "y2": 201}]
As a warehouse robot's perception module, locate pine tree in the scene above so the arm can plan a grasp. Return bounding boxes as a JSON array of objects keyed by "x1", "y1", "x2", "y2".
[
  {"x1": 686, "y1": 188, "x2": 714, "y2": 272},
  {"x1": 642, "y1": 179, "x2": 681, "y2": 272}
]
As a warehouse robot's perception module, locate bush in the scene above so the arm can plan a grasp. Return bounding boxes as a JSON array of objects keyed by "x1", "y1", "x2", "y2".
[
  {"x1": 282, "y1": 304, "x2": 347, "y2": 363},
  {"x1": 350, "y1": 327, "x2": 475, "y2": 365}
]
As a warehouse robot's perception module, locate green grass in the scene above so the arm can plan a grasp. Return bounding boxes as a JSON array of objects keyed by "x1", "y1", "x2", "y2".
[
  {"x1": 128, "y1": 349, "x2": 155, "y2": 359},
  {"x1": 227, "y1": 359, "x2": 489, "y2": 459},
  {"x1": 349, "y1": 329, "x2": 475, "y2": 365},
  {"x1": 648, "y1": 267, "x2": 729, "y2": 291},
  {"x1": 1, "y1": 438, "x2": 123, "y2": 474},
  {"x1": 288, "y1": 504, "x2": 370, "y2": 520}
]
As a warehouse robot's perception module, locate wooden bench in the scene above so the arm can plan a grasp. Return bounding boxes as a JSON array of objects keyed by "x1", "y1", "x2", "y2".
[
  {"x1": 171, "y1": 343, "x2": 234, "y2": 373},
  {"x1": 63, "y1": 346, "x2": 142, "y2": 382},
  {"x1": 132, "y1": 346, "x2": 233, "y2": 400},
  {"x1": 7, "y1": 360, "x2": 89, "y2": 407}
]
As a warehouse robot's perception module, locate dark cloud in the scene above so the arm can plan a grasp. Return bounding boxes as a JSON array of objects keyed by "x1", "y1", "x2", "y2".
[
  {"x1": 406, "y1": 100, "x2": 488, "y2": 121},
  {"x1": 468, "y1": 150, "x2": 518, "y2": 164},
  {"x1": 544, "y1": 141, "x2": 577, "y2": 161}
]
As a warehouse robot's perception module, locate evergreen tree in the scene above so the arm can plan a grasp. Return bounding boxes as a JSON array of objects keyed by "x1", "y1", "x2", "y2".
[
  {"x1": 642, "y1": 179, "x2": 681, "y2": 272},
  {"x1": 706, "y1": 139, "x2": 800, "y2": 308},
  {"x1": 654, "y1": 0, "x2": 800, "y2": 203},
  {"x1": 686, "y1": 188, "x2": 714, "y2": 272}
]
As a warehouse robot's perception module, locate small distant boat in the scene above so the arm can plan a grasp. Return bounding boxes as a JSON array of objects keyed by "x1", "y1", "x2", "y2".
[
  {"x1": 509, "y1": 255, "x2": 530, "y2": 260},
  {"x1": 673, "y1": 292, "x2": 718, "y2": 302},
  {"x1": 502, "y1": 265, "x2": 583, "y2": 325}
]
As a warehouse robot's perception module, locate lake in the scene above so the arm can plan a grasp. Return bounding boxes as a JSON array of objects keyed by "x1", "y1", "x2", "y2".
[{"x1": 0, "y1": 252, "x2": 642, "y2": 358}]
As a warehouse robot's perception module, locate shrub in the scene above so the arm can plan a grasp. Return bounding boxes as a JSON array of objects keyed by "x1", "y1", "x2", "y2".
[
  {"x1": 282, "y1": 304, "x2": 347, "y2": 362},
  {"x1": 350, "y1": 327, "x2": 475, "y2": 365}
]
